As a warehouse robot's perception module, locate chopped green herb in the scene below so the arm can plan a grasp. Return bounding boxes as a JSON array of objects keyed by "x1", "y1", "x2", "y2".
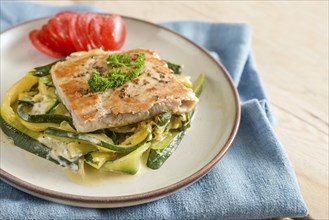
[
  {"x1": 88, "y1": 53, "x2": 145, "y2": 92},
  {"x1": 88, "y1": 71, "x2": 112, "y2": 92},
  {"x1": 107, "y1": 68, "x2": 130, "y2": 88},
  {"x1": 106, "y1": 53, "x2": 132, "y2": 68}
]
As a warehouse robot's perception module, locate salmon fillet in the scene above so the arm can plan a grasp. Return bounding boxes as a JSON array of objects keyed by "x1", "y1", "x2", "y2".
[{"x1": 51, "y1": 48, "x2": 198, "y2": 132}]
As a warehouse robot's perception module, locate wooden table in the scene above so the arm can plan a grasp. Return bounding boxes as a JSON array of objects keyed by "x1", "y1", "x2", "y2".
[{"x1": 28, "y1": 1, "x2": 329, "y2": 219}]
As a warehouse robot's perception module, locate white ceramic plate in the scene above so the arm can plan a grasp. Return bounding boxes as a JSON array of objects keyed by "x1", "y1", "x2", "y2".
[{"x1": 0, "y1": 16, "x2": 240, "y2": 208}]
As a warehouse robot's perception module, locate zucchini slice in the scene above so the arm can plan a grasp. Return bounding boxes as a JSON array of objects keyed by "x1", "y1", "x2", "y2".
[
  {"x1": 66, "y1": 141, "x2": 97, "y2": 160},
  {"x1": 165, "y1": 61, "x2": 182, "y2": 75},
  {"x1": 49, "y1": 103, "x2": 69, "y2": 115},
  {"x1": 0, "y1": 115, "x2": 77, "y2": 169},
  {"x1": 31, "y1": 59, "x2": 63, "y2": 77},
  {"x1": 0, "y1": 115, "x2": 50, "y2": 158},
  {"x1": 44, "y1": 125, "x2": 151, "y2": 153},
  {"x1": 147, "y1": 130, "x2": 185, "y2": 169},
  {"x1": 84, "y1": 151, "x2": 125, "y2": 169},
  {"x1": 193, "y1": 73, "x2": 205, "y2": 98},
  {"x1": 155, "y1": 112, "x2": 172, "y2": 127},
  {"x1": 1, "y1": 73, "x2": 40, "y2": 139},
  {"x1": 101, "y1": 143, "x2": 151, "y2": 174},
  {"x1": 17, "y1": 103, "x2": 73, "y2": 125}
]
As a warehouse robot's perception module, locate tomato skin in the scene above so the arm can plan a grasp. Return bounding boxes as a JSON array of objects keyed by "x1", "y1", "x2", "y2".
[
  {"x1": 113, "y1": 15, "x2": 127, "y2": 50},
  {"x1": 88, "y1": 15, "x2": 104, "y2": 49},
  {"x1": 100, "y1": 15, "x2": 127, "y2": 50},
  {"x1": 40, "y1": 22, "x2": 67, "y2": 55},
  {"x1": 70, "y1": 13, "x2": 88, "y2": 52},
  {"x1": 50, "y1": 14, "x2": 76, "y2": 53},
  {"x1": 77, "y1": 13, "x2": 97, "y2": 50},
  {"x1": 29, "y1": 30, "x2": 64, "y2": 58},
  {"x1": 29, "y1": 12, "x2": 127, "y2": 57}
]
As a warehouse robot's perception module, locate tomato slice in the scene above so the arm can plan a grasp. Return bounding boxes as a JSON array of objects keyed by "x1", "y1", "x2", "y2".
[
  {"x1": 29, "y1": 12, "x2": 127, "y2": 57},
  {"x1": 75, "y1": 13, "x2": 97, "y2": 50},
  {"x1": 75, "y1": 14, "x2": 88, "y2": 50},
  {"x1": 48, "y1": 17, "x2": 75, "y2": 55},
  {"x1": 88, "y1": 15, "x2": 104, "y2": 49},
  {"x1": 68, "y1": 13, "x2": 85, "y2": 51},
  {"x1": 111, "y1": 15, "x2": 126, "y2": 50},
  {"x1": 44, "y1": 13, "x2": 76, "y2": 55},
  {"x1": 29, "y1": 30, "x2": 64, "y2": 58},
  {"x1": 38, "y1": 24, "x2": 60, "y2": 52},
  {"x1": 100, "y1": 15, "x2": 126, "y2": 50},
  {"x1": 47, "y1": 19, "x2": 67, "y2": 53},
  {"x1": 53, "y1": 11, "x2": 77, "y2": 54}
]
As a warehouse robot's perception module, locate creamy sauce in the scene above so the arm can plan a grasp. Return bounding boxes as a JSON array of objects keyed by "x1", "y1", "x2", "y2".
[
  {"x1": 23, "y1": 151, "x2": 57, "y2": 171},
  {"x1": 63, "y1": 162, "x2": 130, "y2": 186}
]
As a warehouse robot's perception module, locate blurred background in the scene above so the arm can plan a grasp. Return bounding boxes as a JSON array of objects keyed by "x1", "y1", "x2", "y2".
[{"x1": 23, "y1": 1, "x2": 329, "y2": 219}]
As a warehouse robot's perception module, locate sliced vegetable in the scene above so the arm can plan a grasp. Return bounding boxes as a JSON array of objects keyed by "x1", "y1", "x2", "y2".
[
  {"x1": 166, "y1": 61, "x2": 182, "y2": 75},
  {"x1": 69, "y1": 13, "x2": 85, "y2": 52},
  {"x1": 193, "y1": 73, "x2": 205, "y2": 98},
  {"x1": 147, "y1": 131, "x2": 184, "y2": 169},
  {"x1": 29, "y1": 30, "x2": 64, "y2": 58},
  {"x1": 156, "y1": 112, "x2": 172, "y2": 127},
  {"x1": 100, "y1": 15, "x2": 126, "y2": 51},
  {"x1": 0, "y1": 115, "x2": 50, "y2": 158},
  {"x1": 101, "y1": 143, "x2": 151, "y2": 174},
  {"x1": 67, "y1": 142, "x2": 97, "y2": 161},
  {"x1": 108, "y1": 123, "x2": 137, "y2": 133},
  {"x1": 2, "y1": 75, "x2": 59, "y2": 131},
  {"x1": 49, "y1": 102, "x2": 69, "y2": 115},
  {"x1": 29, "y1": 12, "x2": 127, "y2": 57},
  {"x1": 0, "y1": 73, "x2": 40, "y2": 138},
  {"x1": 47, "y1": 16, "x2": 70, "y2": 54},
  {"x1": 174, "y1": 74, "x2": 193, "y2": 88},
  {"x1": 17, "y1": 103, "x2": 73, "y2": 125},
  {"x1": 52, "y1": 11, "x2": 76, "y2": 53},
  {"x1": 0, "y1": 113, "x2": 77, "y2": 169},
  {"x1": 88, "y1": 15, "x2": 103, "y2": 49},
  {"x1": 44, "y1": 124, "x2": 151, "y2": 153},
  {"x1": 76, "y1": 13, "x2": 95, "y2": 50},
  {"x1": 84, "y1": 151, "x2": 124, "y2": 169},
  {"x1": 39, "y1": 23, "x2": 63, "y2": 54},
  {"x1": 15, "y1": 72, "x2": 70, "y2": 123},
  {"x1": 32, "y1": 59, "x2": 63, "y2": 77},
  {"x1": 18, "y1": 91, "x2": 37, "y2": 105}
]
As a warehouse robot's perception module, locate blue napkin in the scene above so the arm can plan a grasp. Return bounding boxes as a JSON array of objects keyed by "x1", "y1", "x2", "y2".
[{"x1": 0, "y1": 2, "x2": 308, "y2": 219}]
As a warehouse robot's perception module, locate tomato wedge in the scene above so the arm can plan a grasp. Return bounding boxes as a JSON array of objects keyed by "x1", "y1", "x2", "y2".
[{"x1": 28, "y1": 12, "x2": 127, "y2": 57}]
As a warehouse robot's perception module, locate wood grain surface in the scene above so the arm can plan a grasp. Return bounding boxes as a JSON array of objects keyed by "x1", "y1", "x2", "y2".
[{"x1": 27, "y1": 1, "x2": 329, "y2": 219}]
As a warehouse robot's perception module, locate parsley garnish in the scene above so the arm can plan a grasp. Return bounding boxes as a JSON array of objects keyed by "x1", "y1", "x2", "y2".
[
  {"x1": 88, "y1": 53, "x2": 145, "y2": 92},
  {"x1": 88, "y1": 71, "x2": 112, "y2": 92}
]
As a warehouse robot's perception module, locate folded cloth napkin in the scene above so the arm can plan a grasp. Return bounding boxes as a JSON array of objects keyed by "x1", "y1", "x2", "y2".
[{"x1": 0, "y1": 2, "x2": 308, "y2": 219}]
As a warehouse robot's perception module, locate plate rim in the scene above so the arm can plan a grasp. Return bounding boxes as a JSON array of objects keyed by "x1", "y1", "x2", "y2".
[{"x1": 0, "y1": 15, "x2": 241, "y2": 207}]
